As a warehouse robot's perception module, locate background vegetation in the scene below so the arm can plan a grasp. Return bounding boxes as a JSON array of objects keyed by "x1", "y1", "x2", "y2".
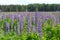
[{"x1": 0, "y1": 4, "x2": 60, "y2": 12}]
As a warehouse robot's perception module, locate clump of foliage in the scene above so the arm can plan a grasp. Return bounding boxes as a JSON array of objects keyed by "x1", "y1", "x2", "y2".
[{"x1": 42, "y1": 18, "x2": 60, "y2": 40}]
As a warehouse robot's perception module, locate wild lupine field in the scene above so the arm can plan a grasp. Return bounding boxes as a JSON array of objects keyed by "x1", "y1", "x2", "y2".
[{"x1": 0, "y1": 12, "x2": 60, "y2": 40}]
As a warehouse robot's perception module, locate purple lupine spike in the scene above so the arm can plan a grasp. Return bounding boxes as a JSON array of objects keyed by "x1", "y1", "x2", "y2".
[
  {"x1": 13, "y1": 14, "x2": 20, "y2": 34},
  {"x1": 37, "y1": 18, "x2": 42, "y2": 40},
  {"x1": 14, "y1": 14, "x2": 18, "y2": 19},
  {"x1": 46, "y1": 14, "x2": 56, "y2": 25},
  {"x1": 23, "y1": 12, "x2": 27, "y2": 17},
  {"x1": 35, "y1": 12, "x2": 44, "y2": 40},
  {"x1": 35, "y1": 12, "x2": 39, "y2": 32},
  {"x1": 10, "y1": 14, "x2": 15, "y2": 22},
  {"x1": 4, "y1": 21, "x2": 10, "y2": 34},
  {"x1": 19, "y1": 15, "x2": 24, "y2": 32},
  {"x1": 26, "y1": 13, "x2": 31, "y2": 33},
  {"x1": 42, "y1": 15, "x2": 47, "y2": 23},
  {"x1": 17, "y1": 15, "x2": 21, "y2": 34},
  {"x1": 47, "y1": 14, "x2": 56, "y2": 21},
  {"x1": 42, "y1": 14, "x2": 56, "y2": 24},
  {"x1": 42, "y1": 12, "x2": 50, "y2": 23},
  {"x1": 36, "y1": 13, "x2": 42, "y2": 40},
  {"x1": 17, "y1": 14, "x2": 21, "y2": 22}
]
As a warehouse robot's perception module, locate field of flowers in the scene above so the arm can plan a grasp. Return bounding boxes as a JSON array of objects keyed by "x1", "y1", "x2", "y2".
[{"x1": 0, "y1": 12, "x2": 60, "y2": 40}]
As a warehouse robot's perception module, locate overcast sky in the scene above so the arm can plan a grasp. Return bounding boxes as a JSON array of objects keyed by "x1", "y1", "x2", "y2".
[{"x1": 0, "y1": 0, "x2": 60, "y2": 5}]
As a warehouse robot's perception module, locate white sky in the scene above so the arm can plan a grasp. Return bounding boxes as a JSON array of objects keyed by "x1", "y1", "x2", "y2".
[{"x1": 0, "y1": 0, "x2": 60, "y2": 5}]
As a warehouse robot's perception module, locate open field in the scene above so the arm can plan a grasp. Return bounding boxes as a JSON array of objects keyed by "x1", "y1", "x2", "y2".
[{"x1": 0, "y1": 12, "x2": 60, "y2": 40}]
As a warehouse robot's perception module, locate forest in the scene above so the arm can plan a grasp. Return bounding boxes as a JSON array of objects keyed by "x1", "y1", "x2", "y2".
[{"x1": 0, "y1": 4, "x2": 60, "y2": 12}]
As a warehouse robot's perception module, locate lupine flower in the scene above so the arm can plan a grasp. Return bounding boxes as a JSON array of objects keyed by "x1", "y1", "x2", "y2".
[
  {"x1": 19, "y1": 15, "x2": 24, "y2": 32},
  {"x1": 47, "y1": 15, "x2": 56, "y2": 21},
  {"x1": 17, "y1": 14, "x2": 21, "y2": 34},
  {"x1": 36, "y1": 13, "x2": 42, "y2": 40},
  {"x1": 42, "y1": 15, "x2": 47, "y2": 23},
  {"x1": 35, "y1": 12, "x2": 40, "y2": 32},
  {"x1": 17, "y1": 14, "x2": 21, "y2": 21},
  {"x1": 42, "y1": 14, "x2": 55, "y2": 25},
  {"x1": 26, "y1": 13, "x2": 31, "y2": 33},
  {"x1": 10, "y1": 14, "x2": 15, "y2": 21},
  {"x1": 4, "y1": 21, "x2": 10, "y2": 34}
]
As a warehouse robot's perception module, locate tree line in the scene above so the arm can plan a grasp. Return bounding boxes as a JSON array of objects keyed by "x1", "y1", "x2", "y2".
[{"x1": 0, "y1": 4, "x2": 60, "y2": 12}]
